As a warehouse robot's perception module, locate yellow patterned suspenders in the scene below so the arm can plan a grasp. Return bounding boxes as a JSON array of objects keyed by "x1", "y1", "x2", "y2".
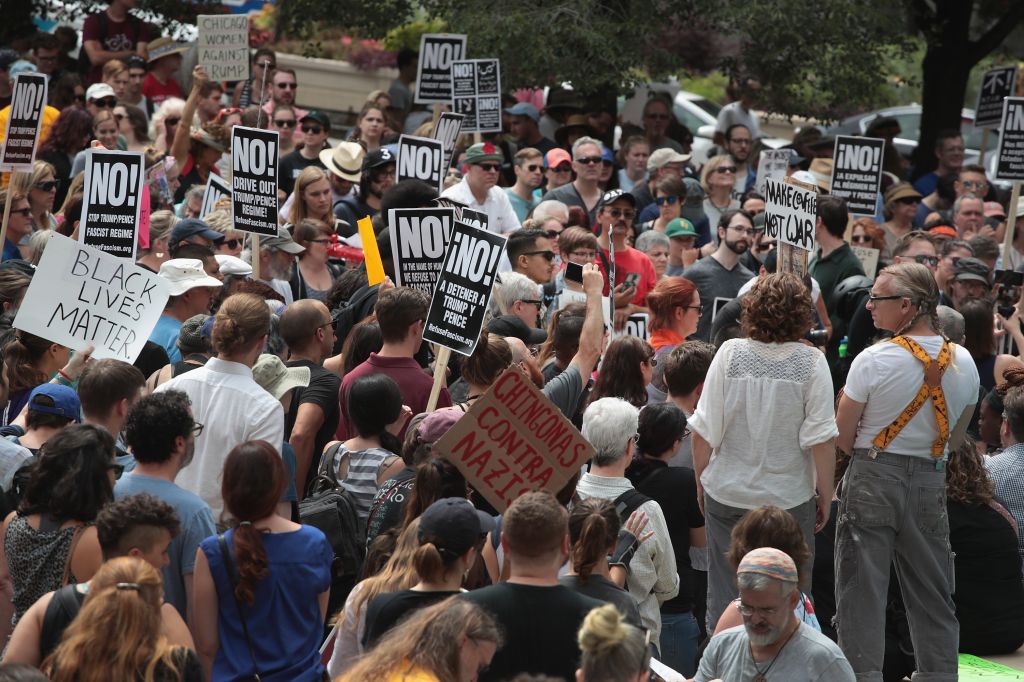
[{"x1": 870, "y1": 336, "x2": 952, "y2": 459}]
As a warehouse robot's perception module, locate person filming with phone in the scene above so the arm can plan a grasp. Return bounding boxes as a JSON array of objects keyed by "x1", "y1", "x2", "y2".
[{"x1": 593, "y1": 190, "x2": 658, "y2": 330}]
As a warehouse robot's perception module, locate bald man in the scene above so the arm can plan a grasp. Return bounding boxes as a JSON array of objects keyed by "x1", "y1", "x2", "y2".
[{"x1": 279, "y1": 299, "x2": 341, "y2": 492}]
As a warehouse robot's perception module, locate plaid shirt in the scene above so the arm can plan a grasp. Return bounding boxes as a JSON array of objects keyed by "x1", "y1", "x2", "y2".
[{"x1": 986, "y1": 442, "x2": 1024, "y2": 564}]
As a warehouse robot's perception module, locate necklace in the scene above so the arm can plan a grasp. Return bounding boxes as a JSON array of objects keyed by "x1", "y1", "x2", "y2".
[{"x1": 749, "y1": 620, "x2": 799, "y2": 681}]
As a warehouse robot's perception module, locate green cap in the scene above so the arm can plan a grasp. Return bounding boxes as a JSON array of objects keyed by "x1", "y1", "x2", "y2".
[
  {"x1": 464, "y1": 142, "x2": 504, "y2": 165},
  {"x1": 665, "y1": 218, "x2": 697, "y2": 238}
]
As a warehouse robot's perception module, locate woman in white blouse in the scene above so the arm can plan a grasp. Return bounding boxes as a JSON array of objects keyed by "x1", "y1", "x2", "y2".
[{"x1": 688, "y1": 272, "x2": 838, "y2": 633}]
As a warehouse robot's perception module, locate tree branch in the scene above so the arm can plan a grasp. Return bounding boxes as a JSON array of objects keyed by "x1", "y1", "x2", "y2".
[
  {"x1": 908, "y1": 0, "x2": 937, "y2": 31},
  {"x1": 967, "y1": 3, "x2": 1024, "y2": 65}
]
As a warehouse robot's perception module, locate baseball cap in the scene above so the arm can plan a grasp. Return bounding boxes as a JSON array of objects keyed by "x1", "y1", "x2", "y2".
[
  {"x1": 9, "y1": 61, "x2": 38, "y2": 78},
  {"x1": 27, "y1": 384, "x2": 81, "y2": 422},
  {"x1": 647, "y1": 148, "x2": 690, "y2": 172},
  {"x1": 251, "y1": 354, "x2": 310, "y2": 401},
  {"x1": 665, "y1": 218, "x2": 698, "y2": 239},
  {"x1": 953, "y1": 257, "x2": 992, "y2": 285},
  {"x1": 260, "y1": 226, "x2": 305, "y2": 255},
  {"x1": 984, "y1": 201, "x2": 1006, "y2": 219},
  {"x1": 418, "y1": 497, "x2": 494, "y2": 557},
  {"x1": 363, "y1": 147, "x2": 395, "y2": 171},
  {"x1": 215, "y1": 254, "x2": 252, "y2": 277},
  {"x1": 504, "y1": 102, "x2": 540, "y2": 122},
  {"x1": 158, "y1": 259, "x2": 223, "y2": 296},
  {"x1": 124, "y1": 55, "x2": 147, "y2": 71},
  {"x1": 300, "y1": 110, "x2": 331, "y2": 131},
  {"x1": 545, "y1": 148, "x2": 572, "y2": 169},
  {"x1": 464, "y1": 142, "x2": 504, "y2": 165},
  {"x1": 596, "y1": 188, "x2": 636, "y2": 211},
  {"x1": 487, "y1": 315, "x2": 547, "y2": 345},
  {"x1": 177, "y1": 314, "x2": 211, "y2": 354},
  {"x1": 600, "y1": 146, "x2": 614, "y2": 164},
  {"x1": 170, "y1": 218, "x2": 225, "y2": 246},
  {"x1": 928, "y1": 225, "x2": 957, "y2": 239},
  {"x1": 86, "y1": 83, "x2": 115, "y2": 102}
]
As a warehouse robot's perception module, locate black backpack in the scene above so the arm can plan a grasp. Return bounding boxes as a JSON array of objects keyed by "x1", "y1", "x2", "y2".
[{"x1": 330, "y1": 283, "x2": 380, "y2": 354}]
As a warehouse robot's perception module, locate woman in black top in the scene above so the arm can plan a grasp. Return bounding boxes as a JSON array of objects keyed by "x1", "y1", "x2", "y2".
[{"x1": 38, "y1": 108, "x2": 92, "y2": 209}]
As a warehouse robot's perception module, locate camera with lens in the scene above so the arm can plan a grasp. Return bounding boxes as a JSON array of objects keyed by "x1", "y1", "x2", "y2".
[
  {"x1": 994, "y1": 270, "x2": 1024, "y2": 319},
  {"x1": 805, "y1": 329, "x2": 829, "y2": 346}
]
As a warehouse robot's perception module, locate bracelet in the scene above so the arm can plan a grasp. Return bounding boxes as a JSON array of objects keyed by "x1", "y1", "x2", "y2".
[{"x1": 57, "y1": 369, "x2": 73, "y2": 383}]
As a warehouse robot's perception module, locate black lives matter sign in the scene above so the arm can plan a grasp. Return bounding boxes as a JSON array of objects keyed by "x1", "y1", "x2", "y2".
[
  {"x1": 231, "y1": 126, "x2": 279, "y2": 236},
  {"x1": 388, "y1": 207, "x2": 454, "y2": 295},
  {"x1": 397, "y1": 135, "x2": 445, "y2": 193},
  {"x1": 80, "y1": 150, "x2": 145, "y2": 259},
  {"x1": 975, "y1": 66, "x2": 1018, "y2": 130},
  {"x1": 1, "y1": 73, "x2": 47, "y2": 171},
  {"x1": 415, "y1": 33, "x2": 466, "y2": 104},
  {"x1": 997, "y1": 97, "x2": 1024, "y2": 182},
  {"x1": 830, "y1": 136, "x2": 884, "y2": 217},
  {"x1": 423, "y1": 221, "x2": 505, "y2": 356},
  {"x1": 764, "y1": 178, "x2": 817, "y2": 253},
  {"x1": 451, "y1": 59, "x2": 502, "y2": 133},
  {"x1": 433, "y1": 112, "x2": 464, "y2": 173}
]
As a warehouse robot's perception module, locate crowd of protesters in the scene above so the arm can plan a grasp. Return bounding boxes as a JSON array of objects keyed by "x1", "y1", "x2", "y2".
[{"x1": 0, "y1": 7, "x2": 1023, "y2": 682}]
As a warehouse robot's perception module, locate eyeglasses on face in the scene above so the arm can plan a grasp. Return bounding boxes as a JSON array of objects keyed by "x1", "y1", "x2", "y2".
[
  {"x1": 715, "y1": 166, "x2": 738, "y2": 174},
  {"x1": 10, "y1": 207, "x2": 32, "y2": 218},
  {"x1": 912, "y1": 254, "x2": 939, "y2": 267},
  {"x1": 655, "y1": 195, "x2": 679, "y2": 206},
  {"x1": 523, "y1": 250, "x2": 555, "y2": 262},
  {"x1": 108, "y1": 462, "x2": 125, "y2": 479},
  {"x1": 851, "y1": 234, "x2": 872, "y2": 243},
  {"x1": 569, "y1": 250, "x2": 597, "y2": 260},
  {"x1": 223, "y1": 239, "x2": 241, "y2": 250},
  {"x1": 93, "y1": 97, "x2": 117, "y2": 108},
  {"x1": 165, "y1": 117, "x2": 181, "y2": 127},
  {"x1": 896, "y1": 196, "x2": 920, "y2": 205},
  {"x1": 684, "y1": 303, "x2": 705, "y2": 316},
  {"x1": 477, "y1": 163, "x2": 501, "y2": 172},
  {"x1": 604, "y1": 208, "x2": 636, "y2": 220},
  {"x1": 735, "y1": 601, "x2": 779, "y2": 618},
  {"x1": 308, "y1": 238, "x2": 332, "y2": 244},
  {"x1": 867, "y1": 294, "x2": 904, "y2": 303},
  {"x1": 544, "y1": 229, "x2": 561, "y2": 239},
  {"x1": 524, "y1": 164, "x2": 543, "y2": 173},
  {"x1": 274, "y1": 119, "x2": 296, "y2": 128},
  {"x1": 576, "y1": 156, "x2": 602, "y2": 165},
  {"x1": 192, "y1": 422, "x2": 205, "y2": 437},
  {"x1": 34, "y1": 180, "x2": 59, "y2": 192},
  {"x1": 729, "y1": 225, "x2": 755, "y2": 236},
  {"x1": 551, "y1": 164, "x2": 572, "y2": 173},
  {"x1": 302, "y1": 125, "x2": 323, "y2": 135},
  {"x1": 960, "y1": 180, "x2": 988, "y2": 190},
  {"x1": 275, "y1": 82, "x2": 298, "y2": 90},
  {"x1": 519, "y1": 298, "x2": 542, "y2": 307}
]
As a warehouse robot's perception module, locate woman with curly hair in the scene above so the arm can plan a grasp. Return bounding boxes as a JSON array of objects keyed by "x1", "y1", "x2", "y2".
[
  {"x1": 689, "y1": 272, "x2": 838, "y2": 631},
  {"x1": 170, "y1": 65, "x2": 228, "y2": 204},
  {"x1": 587, "y1": 336, "x2": 655, "y2": 409},
  {"x1": 38, "y1": 107, "x2": 92, "y2": 207}
]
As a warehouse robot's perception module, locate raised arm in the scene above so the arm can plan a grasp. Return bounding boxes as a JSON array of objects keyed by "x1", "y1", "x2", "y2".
[{"x1": 170, "y1": 65, "x2": 210, "y2": 170}]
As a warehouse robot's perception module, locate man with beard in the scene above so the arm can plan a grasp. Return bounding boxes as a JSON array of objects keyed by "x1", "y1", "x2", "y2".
[
  {"x1": 696, "y1": 548, "x2": 854, "y2": 681},
  {"x1": 441, "y1": 142, "x2": 521, "y2": 235},
  {"x1": 593, "y1": 190, "x2": 657, "y2": 329},
  {"x1": 115, "y1": 390, "x2": 216, "y2": 619},
  {"x1": 724, "y1": 124, "x2": 756, "y2": 197},
  {"x1": 682, "y1": 209, "x2": 756, "y2": 342},
  {"x1": 335, "y1": 148, "x2": 397, "y2": 229},
  {"x1": 255, "y1": 227, "x2": 306, "y2": 305}
]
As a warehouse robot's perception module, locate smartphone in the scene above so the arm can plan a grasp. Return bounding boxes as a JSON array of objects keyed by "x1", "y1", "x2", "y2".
[
  {"x1": 623, "y1": 272, "x2": 640, "y2": 288},
  {"x1": 995, "y1": 270, "x2": 1024, "y2": 287},
  {"x1": 565, "y1": 261, "x2": 584, "y2": 284}
]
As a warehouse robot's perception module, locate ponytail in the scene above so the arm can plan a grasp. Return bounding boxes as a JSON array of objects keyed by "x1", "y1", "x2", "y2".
[
  {"x1": 568, "y1": 498, "x2": 620, "y2": 581},
  {"x1": 400, "y1": 458, "x2": 467, "y2": 531}
]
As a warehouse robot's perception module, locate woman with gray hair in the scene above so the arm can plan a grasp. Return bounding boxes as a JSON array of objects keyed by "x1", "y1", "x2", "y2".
[{"x1": 636, "y1": 230, "x2": 670, "y2": 279}]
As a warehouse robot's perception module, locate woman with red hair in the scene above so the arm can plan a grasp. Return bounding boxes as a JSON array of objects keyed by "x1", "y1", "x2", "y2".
[{"x1": 646, "y1": 276, "x2": 700, "y2": 352}]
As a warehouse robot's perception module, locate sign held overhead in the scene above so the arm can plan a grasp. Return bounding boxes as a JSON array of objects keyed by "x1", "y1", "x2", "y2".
[
  {"x1": 996, "y1": 97, "x2": 1024, "y2": 181},
  {"x1": 80, "y1": 150, "x2": 146, "y2": 260},
  {"x1": 830, "y1": 136, "x2": 885, "y2": 217},
  {"x1": 197, "y1": 14, "x2": 250, "y2": 82},
  {"x1": 415, "y1": 33, "x2": 467, "y2": 104},
  {"x1": 451, "y1": 59, "x2": 502, "y2": 134},
  {"x1": 1, "y1": 72, "x2": 48, "y2": 172},
  {"x1": 763, "y1": 178, "x2": 818, "y2": 252},
  {"x1": 396, "y1": 135, "x2": 446, "y2": 193},
  {"x1": 433, "y1": 111, "x2": 465, "y2": 173},
  {"x1": 231, "y1": 126, "x2": 279, "y2": 236},
  {"x1": 975, "y1": 66, "x2": 1018, "y2": 130},
  {"x1": 388, "y1": 207, "x2": 455, "y2": 295}
]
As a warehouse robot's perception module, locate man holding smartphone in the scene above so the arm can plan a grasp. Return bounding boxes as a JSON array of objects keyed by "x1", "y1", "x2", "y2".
[{"x1": 593, "y1": 189, "x2": 657, "y2": 329}]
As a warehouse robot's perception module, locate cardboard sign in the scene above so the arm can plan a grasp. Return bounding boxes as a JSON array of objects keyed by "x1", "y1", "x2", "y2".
[
  {"x1": 415, "y1": 33, "x2": 467, "y2": 105},
  {"x1": 388, "y1": 207, "x2": 455, "y2": 294},
  {"x1": 13, "y1": 233, "x2": 169, "y2": 363},
  {"x1": 434, "y1": 368, "x2": 594, "y2": 513},
  {"x1": 996, "y1": 97, "x2": 1024, "y2": 181},
  {"x1": 451, "y1": 59, "x2": 502, "y2": 133},
  {"x1": 852, "y1": 245, "x2": 880, "y2": 279},
  {"x1": 396, "y1": 134, "x2": 445, "y2": 193},
  {"x1": 755, "y1": 149, "x2": 791, "y2": 197},
  {"x1": 80, "y1": 150, "x2": 146, "y2": 259},
  {"x1": 975, "y1": 66, "x2": 1018, "y2": 130},
  {"x1": 422, "y1": 220, "x2": 505, "y2": 355},
  {"x1": 0, "y1": 73, "x2": 47, "y2": 172},
  {"x1": 231, "y1": 126, "x2": 279, "y2": 236},
  {"x1": 197, "y1": 14, "x2": 250, "y2": 82},
  {"x1": 200, "y1": 173, "x2": 231, "y2": 219},
  {"x1": 763, "y1": 178, "x2": 817, "y2": 252},
  {"x1": 830, "y1": 136, "x2": 884, "y2": 217},
  {"x1": 433, "y1": 111, "x2": 465, "y2": 173},
  {"x1": 612, "y1": 312, "x2": 650, "y2": 340}
]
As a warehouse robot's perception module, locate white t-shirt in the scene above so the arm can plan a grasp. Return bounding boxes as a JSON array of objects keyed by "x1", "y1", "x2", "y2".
[
  {"x1": 440, "y1": 179, "x2": 522, "y2": 235},
  {"x1": 844, "y1": 335, "x2": 979, "y2": 456},
  {"x1": 715, "y1": 101, "x2": 761, "y2": 139},
  {"x1": 739, "y1": 274, "x2": 821, "y2": 304},
  {"x1": 688, "y1": 338, "x2": 839, "y2": 509}
]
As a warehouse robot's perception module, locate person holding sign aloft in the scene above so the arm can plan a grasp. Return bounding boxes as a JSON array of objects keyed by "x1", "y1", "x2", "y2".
[{"x1": 170, "y1": 66, "x2": 228, "y2": 205}]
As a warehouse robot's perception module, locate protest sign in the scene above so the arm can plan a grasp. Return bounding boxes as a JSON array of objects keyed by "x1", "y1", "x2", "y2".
[
  {"x1": 1, "y1": 72, "x2": 47, "y2": 172},
  {"x1": 975, "y1": 66, "x2": 1018, "y2": 130},
  {"x1": 231, "y1": 126, "x2": 279, "y2": 236},
  {"x1": 80, "y1": 150, "x2": 145, "y2": 259},
  {"x1": 830, "y1": 136, "x2": 884, "y2": 216},
  {"x1": 755, "y1": 149, "x2": 791, "y2": 197},
  {"x1": 200, "y1": 173, "x2": 231, "y2": 219},
  {"x1": 434, "y1": 368, "x2": 594, "y2": 513},
  {"x1": 996, "y1": 98, "x2": 1024, "y2": 181},
  {"x1": 396, "y1": 135, "x2": 446, "y2": 193},
  {"x1": 763, "y1": 178, "x2": 817, "y2": 252},
  {"x1": 852, "y1": 246, "x2": 881, "y2": 279},
  {"x1": 451, "y1": 59, "x2": 502, "y2": 133},
  {"x1": 433, "y1": 111, "x2": 465, "y2": 173},
  {"x1": 422, "y1": 220, "x2": 505, "y2": 355},
  {"x1": 197, "y1": 14, "x2": 249, "y2": 82},
  {"x1": 612, "y1": 312, "x2": 650, "y2": 341},
  {"x1": 415, "y1": 33, "x2": 467, "y2": 104},
  {"x1": 388, "y1": 207, "x2": 455, "y2": 294},
  {"x1": 14, "y1": 233, "x2": 169, "y2": 363}
]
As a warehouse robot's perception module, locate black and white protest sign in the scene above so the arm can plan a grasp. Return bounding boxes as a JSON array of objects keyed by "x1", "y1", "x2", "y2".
[
  {"x1": 433, "y1": 112, "x2": 464, "y2": 173},
  {"x1": 231, "y1": 126, "x2": 279, "y2": 236},
  {"x1": 830, "y1": 136, "x2": 884, "y2": 216},
  {"x1": 201, "y1": 173, "x2": 231, "y2": 219},
  {"x1": 997, "y1": 97, "x2": 1024, "y2": 182},
  {"x1": 422, "y1": 221, "x2": 506, "y2": 356},
  {"x1": 1, "y1": 73, "x2": 47, "y2": 172},
  {"x1": 197, "y1": 14, "x2": 249, "y2": 82},
  {"x1": 415, "y1": 33, "x2": 467, "y2": 105},
  {"x1": 14, "y1": 233, "x2": 169, "y2": 363},
  {"x1": 388, "y1": 207, "x2": 455, "y2": 295},
  {"x1": 975, "y1": 66, "x2": 1018, "y2": 130},
  {"x1": 755, "y1": 150, "x2": 791, "y2": 197},
  {"x1": 397, "y1": 135, "x2": 445, "y2": 193},
  {"x1": 764, "y1": 178, "x2": 817, "y2": 252},
  {"x1": 612, "y1": 313, "x2": 650, "y2": 341},
  {"x1": 80, "y1": 150, "x2": 145, "y2": 259},
  {"x1": 451, "y1": 59, "x2": 502, "y2": 133}
]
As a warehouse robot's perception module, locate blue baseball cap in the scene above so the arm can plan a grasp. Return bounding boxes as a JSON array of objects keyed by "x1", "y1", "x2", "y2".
[
  {"x1": 504, "y1": 102, "x2": 540, "y2": 122},
  {"x1": 170, "y1": 218, "x2": 224, "y2": 245},
  {"x1": 27, "y1": 384, "x2": 81, "y2": 422}
]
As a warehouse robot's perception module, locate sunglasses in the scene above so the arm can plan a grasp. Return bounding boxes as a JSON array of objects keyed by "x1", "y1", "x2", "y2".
[
  {"x1": 477, "y1": 163, "x2": 501, "y2": 172},
  {"x1": 544, "y1": 229, "x2": 561, "y2": 239},
  {"x1": 715, "y1": 166, "x2": 738, "y2": 174},
  {"x1": 524, "y1": 250, "x2": 556, "y2": 261},
  {"x1": 550, "y1": 165, "x2": 572, "y2": 173},
  {"x1": 525, "y1": 164, "x2": 543, "y2": 172},
  {"x1": 308, "y1": 238, "x2": 332, "y2": 244},
  {"x1": 165, "y1": 117, "x2": 181, "y2": 126},
  {"x1": 301, "y1": 125, "x2": 323, "y2": 135},
  {"x1": 576, "y1": 156, "x2": 603, "y2": 165},
  {"x1": 655, "y1": 195, "x2": 679, "y2": 206},
  {"x1": 913, "y1": 254, "x2": 939, "y2": 267},
  {"x1": 646, "y1": 356, "x2": 659, "y2": 367},
  {"x1": 868, "y1": 294, "x2": 905, "y2": 303},
  {"x1": 520, "y1": 298, "x2": 543, "y2": 306},
  {"x1": 93, "y1": 97, "x2": 117, "y2": 108},
  {"x1": 605, "y1": 208, "x2": 636, "y2": 220},
  {"x1": 10, "y1": 207, "x2": 31, "y2": 217},
  {"x1": 851, "y1": 234, "x2": 873, "y2": 243},
  {"x1": 275, "y1": 82, "x2": 298, "y2": 89},
  {"x1": 274, "y1": 119, "x2": 296, "y2": 128},
  {"x1": 34, "y1": 180, "x2": 59, "y2": 192},
  {"x1": 896, "y1": 196, "x2": 920, "y2": 205},
  {"x1": 224, "y1": 239, "x2": 241, "y2": 250}
]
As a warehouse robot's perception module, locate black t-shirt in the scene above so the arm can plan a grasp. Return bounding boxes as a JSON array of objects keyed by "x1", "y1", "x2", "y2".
[
  {"x1": 362, "y1": 589, "x2": 460, "y2": 649},
  {"x1": 365, "y1": 466, "x2": 416, "y2": 546},
  {"x1": 558, "y1": 575, "x2": 643, "y2": 628},
  {"x1": 284, "y1": 359, "x2": 341, "y2": 489},
  {"x1": 278, "y1": 149, "x2": 326, "y2": 195},
  {"x1": 333, "y1": 196, "x2": 374, "y2": 237},
  {"x1": 461, "y1": 583, "x2": 603, "y2": 682},
  {"x1": 627, "y1": 457, "x2": 704, "y2": 613}
]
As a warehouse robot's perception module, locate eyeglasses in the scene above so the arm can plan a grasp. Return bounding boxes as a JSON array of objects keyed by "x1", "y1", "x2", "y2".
[
  {"x1": 729, "y1": 225, "x2": 756, "y2": 236},
  {"x1": 867, "y1": 294, "x2": 905, "y2": 303},
  {"x1": 525, "y1": 164, "x2": 543, "y2": 172},
  {"x1": 655, "y1": 195, "x2": 679, "y2": 206},
  {"x1": 896, "y1": 196, "x2": 920, "y2": 205},
  {"x1": 576, "y1": 156, "x2": 603, "y2": 165},
  {"x1": 684, "y1": 303, "x2": 705, "y2": 316},
  {"x1": 275, "y1": 82, "x2": 298, "y2": 89},
  {"x1": 192, "y1": 422, "x2": 205, "y2": 437},
  {"x1": 33, "y1": 180, "x2": 59, "y2": 192},
  {"x1": 605, "y1": 208, "x2": 636, "y2": 220},
  {"x1": 646, "y1": 356, "x2": 658, "y2": 367},
  {"x1": 224, "y1": 239, "x2": 241, "y2": 250},
  {"x1": 92, "y1": 97, "x2": 117, "y2": 108},
  {"x1": 544, "y1": 229, "x2": 561, "y2": 240},
  {"x1": 735, "y1": 602, "x2": 779, "y2": 618},
  {"x1": 10, "y1": 207, "x2": 31, "y2": 217},
  {"x1": 851, "y1": 234, "x2": 872, "y2": 243},
  {"x1": 274, "y1": 119, "x2": 296, "y2": 128},
  {"x1": 524, "y1": 250, "x2": 555, "y2": 261},
  {"x1": 913, "y1": 254, "x2": 939, "y2": 267},
  {"x1": 108, "y1": 462, "x2": 125, "y2": 480},
  {"x1": 960, "y1": 180, "x2": 987, "y2": 190},
  {"x1": 165, "y1": 117, "x2": 181, "y2": 126},
  {"x1": 551, "y1": 164, "x2": 572, "y2": 173},
  {"x1": 302, "y1": 125, "x2": 323, "y2": 135},
  {"x1": 318, "y1": 319, "x2": 335, "y2": 332},
  {"x1": 114, "y1": 113, "x2": 126, "y2": 121},
  {"x1": 715, "y1": 166, "x2": 738, "y2": 174},
  {"x1": 519, "y1": 299, "x2": 543, "y2": 307}
]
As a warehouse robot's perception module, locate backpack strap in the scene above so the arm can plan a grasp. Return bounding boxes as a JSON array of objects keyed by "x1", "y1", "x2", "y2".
[
  {"x1": 40, "y1": 585, "x2": 84, "y2": 662},
  {"x1": 613, "y1": 489, "x2": 652, "y2": 521},
  {"x1": 218, "y1": 534, "x2": 262, "y2": 681}
]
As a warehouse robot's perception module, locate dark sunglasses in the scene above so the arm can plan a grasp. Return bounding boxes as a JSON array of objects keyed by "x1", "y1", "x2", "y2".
[
  {"x1": 520, "y1": 298, "x2": 543, "y2": 306},
  {"x1": 715, "y1": 166, "x2": 738, "y2": 174},
  {"x1": 605, "y1": 208, "x2": 636, "y2": 220},
  {"x1": 913, "y1": 254, "x2": 939, "y2": 267},
  {"x1": 851, "y1": 234, "x2": 873, "y2": 243},
  {"x1": 10, "y1": 207, "x2": 31, "y2": 217},
  {"x1": 274, "y1": 119, "x2": 296, "y2": 128},
  {"x1": 544, "y1": 229, "x2": 561, "y2": 239},
  {"x1": 524, "y1": 250, "x2": 556, "y2": 261},
  {"x1": 301, "y1": 125, "x2": 323, "y2": 135},
  {"x1": 655, "y1": 195, "x2": 679, "y2": 206},
  {"x1": 896, "y1": 196, "x2": 920, "y2": 205},
  {"x1": 525, "y1": 164, "x2": 543, "y2": 172},
  {"x1": 275, "y1": 82, "x2": 298, "y2": 89},
  {"x1": 551, "y1": 164, "x2": 572, "y2": 173},
  {"x1": 93, "y1": 97, "x2": 117, "y2": 108},
  {"x1": 576, "y1": 156, "x2": 602, "y2": 165},
  {"x1": 34, "y1": 180, "x2": 59, "y2": 192},
  {"x1": 255, "y1": 61, "x2": 276, "y2": 69},
  {"x1": 477, "y1": 163, "x2": 501, "y2": 172},
  {"x1": 224, "y1": 239, "x2": 241, "y2": 250},
  {"x1": 165, "y1": 117, "x2": 181, "y2": 126}
]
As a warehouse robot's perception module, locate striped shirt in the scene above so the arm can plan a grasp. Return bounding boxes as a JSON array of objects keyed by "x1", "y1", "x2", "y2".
[
  {"x1": 333, "y1": 444, "x2": 396, "y2": 522},
  {"x1": 985, "y1": 442, "x2": 1024, "y2": 564}
]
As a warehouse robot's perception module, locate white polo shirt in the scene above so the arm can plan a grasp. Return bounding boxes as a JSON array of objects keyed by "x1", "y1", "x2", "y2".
[{"x1": 441, "y1": 178, "x2": 522, "y2": 235}]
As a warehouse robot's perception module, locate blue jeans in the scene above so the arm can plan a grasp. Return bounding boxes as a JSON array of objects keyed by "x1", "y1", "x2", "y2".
[{"x1": 659, "y1": 611, "x2": 700, "y2": 677}]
